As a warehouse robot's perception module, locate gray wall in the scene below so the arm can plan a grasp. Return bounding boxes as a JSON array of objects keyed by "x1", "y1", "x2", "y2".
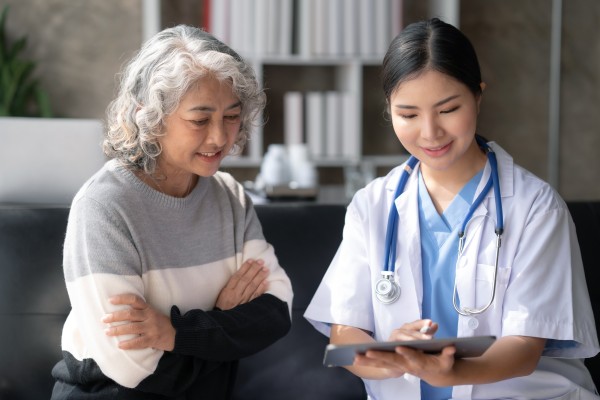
[
  {"x1": 2, "y1": 0, "x2": 598, "y2": 200},
  {"x1": 0, "y1": 0, "x2": 141, "y2": 119},
  {"x1": 462, "y1": 1, "x2": 600, "y2": 201}
]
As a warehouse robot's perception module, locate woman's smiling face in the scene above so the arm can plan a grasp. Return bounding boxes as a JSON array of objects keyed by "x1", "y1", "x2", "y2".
[
  {"x1": 157, "y1": 75, "x2": 242, "y2": 181},
  {"x1": 389, "y1": 69, "x2": 484, "y2": 176}
]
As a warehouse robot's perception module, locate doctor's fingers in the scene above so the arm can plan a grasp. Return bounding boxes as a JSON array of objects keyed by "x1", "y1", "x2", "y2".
[
  {"x1": 354, "y1": 352, "x2": 407, "y2": 378},
  {"x1": 393, "y1": 346, "x2": 456, "y2": 381},
  {"x1": 358, "y1": 347, "x2": 436, "y2": 376},
  {"x1": 388, "y1": 321, "x2": 438, "y2": 342}
]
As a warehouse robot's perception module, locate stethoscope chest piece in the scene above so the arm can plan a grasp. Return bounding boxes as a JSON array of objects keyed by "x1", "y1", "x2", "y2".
[{"x1": 375, "y1": 271, "x2": 400, "y2": 304}]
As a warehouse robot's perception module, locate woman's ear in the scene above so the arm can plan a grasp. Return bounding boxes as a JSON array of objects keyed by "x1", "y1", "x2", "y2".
[{"x1": 476, "y1": 82, "x2": 487, "y2": 112}]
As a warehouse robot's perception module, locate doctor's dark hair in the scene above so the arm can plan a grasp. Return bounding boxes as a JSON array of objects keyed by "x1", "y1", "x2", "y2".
[
  {"x1": 104, "y1": 25, "x2": 265, "y2": 174},
  {"x1": 382, "y1": 18, "x2": 482, "y2": 101}
]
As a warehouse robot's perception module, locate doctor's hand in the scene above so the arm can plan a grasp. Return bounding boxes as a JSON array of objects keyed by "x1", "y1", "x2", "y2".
[
  {"x1": 352, "y1": 319, "x2": 451, "y2": 381},
  {"x1": 387, "y1": 319, "x2": 439, "y2": 342},
  {"x1": 354, "y1": 343, "x2": 456, "y2": 384},
  {"x1": 102, "y1": 293, "x2": 175, "y2": 352},
  {"x1": 216, "y1": 258, "x2": 269, "y2": 310}
]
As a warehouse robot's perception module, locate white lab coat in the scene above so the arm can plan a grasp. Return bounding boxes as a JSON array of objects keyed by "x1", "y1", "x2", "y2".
[{"x1": 304, "y1": 142, "x2": 599, "y2": 399}]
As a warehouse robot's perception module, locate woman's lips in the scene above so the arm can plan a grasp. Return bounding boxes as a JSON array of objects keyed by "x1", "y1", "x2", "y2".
[
  {"x1": 197, "y1": 150, "x2": 222, "y2": 161},
  {"x1": 421, "y1": 142, "x2": 451, "y2": 157}
]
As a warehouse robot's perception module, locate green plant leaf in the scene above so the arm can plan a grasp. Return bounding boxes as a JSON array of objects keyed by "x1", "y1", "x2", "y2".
[
  {"x1": 5, "y1": 60, "x2": 35, "y2": 112},
  {"x1": 7, "y1": 36, "x2": 27, "y2": 60},
  {"x1": 0, "y1": 5, "x2": 9, "y2": 62},
  {"x1": 12, "y1": 77, "x2": 36, "y2": 115},
  {"x1": 0, "y1": 4, "x2": 52, "y2": 117},
  {"x1": 35, "y1": 86, "x2": 52, "y2": 117}
]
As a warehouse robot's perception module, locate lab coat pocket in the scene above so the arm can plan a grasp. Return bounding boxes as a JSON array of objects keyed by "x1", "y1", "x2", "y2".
[{"x1": 474, "y1": 263, "x2": 511, "y2": 312}]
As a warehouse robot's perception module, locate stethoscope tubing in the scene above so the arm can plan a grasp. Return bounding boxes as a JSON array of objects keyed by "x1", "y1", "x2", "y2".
[{"x1": 383, "y1": 156, "x2": 419, "y2": 272}]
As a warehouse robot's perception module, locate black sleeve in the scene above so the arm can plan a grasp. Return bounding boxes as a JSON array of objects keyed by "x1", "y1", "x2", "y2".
[
  {"x1": 135, "y1": 352, "x2": 225, "y2": 396},
  {"x1": 53, "y1": 350, "x2": 225, "y2": 398},
  {"x1": 170, "y1": 293, "x2": 291, "y2": 360}
]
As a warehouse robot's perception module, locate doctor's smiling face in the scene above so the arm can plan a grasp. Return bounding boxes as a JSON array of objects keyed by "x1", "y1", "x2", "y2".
[{"x1": 389, "y1": 69, "x2": 485, "y2": 178}]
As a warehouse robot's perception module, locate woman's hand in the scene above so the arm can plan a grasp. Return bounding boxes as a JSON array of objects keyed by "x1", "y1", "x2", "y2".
[
  {"x1": 102, "y1": 294, "x2": 175, "y2": 352},
  {"x1": 216, "y1": 258, "x2": 269, "y2": 310}
]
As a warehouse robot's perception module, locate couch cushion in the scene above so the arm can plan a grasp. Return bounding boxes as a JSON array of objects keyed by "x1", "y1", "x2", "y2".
[{"x1": 0, "y1": 206, "x2": 70, "y2": 399}]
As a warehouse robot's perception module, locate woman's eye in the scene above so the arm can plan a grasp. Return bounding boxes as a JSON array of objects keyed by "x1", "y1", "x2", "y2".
[
  {"x1": 440, "y1": 106, "x2": 460, "y2": 114},
  {"x1": 225, "y1": 114, "x2": 241, "y2": 123},
  {"x1": 192, "y1": 119, "x2": 209, "y2": 126},
  {"x1": 400, "y1": 113, "x2": 417, "y2": 120}
]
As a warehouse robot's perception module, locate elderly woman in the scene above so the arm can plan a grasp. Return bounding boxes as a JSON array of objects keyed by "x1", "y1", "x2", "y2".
[{"x1": 51, "y1": 25, "x2": 293, "y2": 399}]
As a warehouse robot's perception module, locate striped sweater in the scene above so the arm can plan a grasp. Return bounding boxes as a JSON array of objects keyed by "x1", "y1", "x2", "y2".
[{"x1": 51, "y1": 159, "x2": 293, "y2": 399}]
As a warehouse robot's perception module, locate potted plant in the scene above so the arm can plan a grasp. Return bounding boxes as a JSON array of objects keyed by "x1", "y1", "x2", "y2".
[{"x1": 0, "y1": 4, "x2": 52, "y2": 117}]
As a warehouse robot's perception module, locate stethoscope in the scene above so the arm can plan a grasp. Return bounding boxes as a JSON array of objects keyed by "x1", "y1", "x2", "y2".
[{"x1": 375, "y1": 136, "x2": 504, "y2": 316}]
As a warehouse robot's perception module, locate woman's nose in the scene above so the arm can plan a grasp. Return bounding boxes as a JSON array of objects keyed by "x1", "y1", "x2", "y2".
[
  {"x1": 421, "y1": 114, "x2": 442, "y2": 140},
  {"x1": 207, "y1": 121, "x2": 227, "y2": 147}
]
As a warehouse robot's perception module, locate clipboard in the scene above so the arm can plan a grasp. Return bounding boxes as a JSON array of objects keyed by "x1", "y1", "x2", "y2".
[{"x1": 323, "y1": 335, "x2": 496, "y2": 367}]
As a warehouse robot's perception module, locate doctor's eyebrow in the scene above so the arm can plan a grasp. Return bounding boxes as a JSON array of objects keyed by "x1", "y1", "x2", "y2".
[{"x1": 394, "y1": 94, "x2": 461, "y2": 110}]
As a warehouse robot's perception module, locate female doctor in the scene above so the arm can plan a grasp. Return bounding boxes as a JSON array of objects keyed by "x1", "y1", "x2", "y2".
[{"x1": 304, "y1": 18, "x2": 599, "y2": 400}]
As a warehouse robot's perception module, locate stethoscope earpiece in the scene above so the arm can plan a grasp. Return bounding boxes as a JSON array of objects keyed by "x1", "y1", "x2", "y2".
[{"x1": 375, "y1": 272, "x2": 400, "y2": 304}]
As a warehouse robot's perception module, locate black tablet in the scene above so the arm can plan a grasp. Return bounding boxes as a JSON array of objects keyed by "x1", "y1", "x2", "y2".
[{"x1": 323, "y1": 335, "x2": 496, "y2": 367}]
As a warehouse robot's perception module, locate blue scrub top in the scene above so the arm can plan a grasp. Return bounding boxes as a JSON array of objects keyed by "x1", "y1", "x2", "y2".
[{"x1": 418, "y1": 169, "x2": 483, "y2": 400}]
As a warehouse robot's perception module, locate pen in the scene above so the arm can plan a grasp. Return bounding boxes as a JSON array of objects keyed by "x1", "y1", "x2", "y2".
[{"x1": 419, "y1": 320, "x2": 433, "y2": 334}]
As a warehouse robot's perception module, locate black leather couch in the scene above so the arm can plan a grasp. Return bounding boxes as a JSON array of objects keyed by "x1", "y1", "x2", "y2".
[{"x1": 0, "y1": 202, "x2": 598, "y2": 399}]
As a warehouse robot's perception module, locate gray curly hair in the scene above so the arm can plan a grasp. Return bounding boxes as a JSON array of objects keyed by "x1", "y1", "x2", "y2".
[{"x1": 104, "y1": 25, "x2": 266, "y2": 174}]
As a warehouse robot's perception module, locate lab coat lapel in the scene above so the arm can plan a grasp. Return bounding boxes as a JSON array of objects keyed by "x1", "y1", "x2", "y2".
[
  {"x1": 394, "y1": 170, "x2": 423, "y2": 319},
  {"x1": 488, "y1": 141, "x2": 514, "y2": 198},
  {"x1": 456, "y1": 142, "x2": 512, "y2": 310},
  {"x1": 455, "y1": 166, "x2": 490, "y2": 315}
]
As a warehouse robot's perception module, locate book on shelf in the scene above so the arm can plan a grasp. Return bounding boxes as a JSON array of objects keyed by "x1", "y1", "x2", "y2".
[
  {"x1": 325, "y1": 91, "x2": 342, "y2": 158},
  {"x1": 209, "y1": 0, "x2": 230, "y2": 44},
  {"x1": 327, "y1": 0, "x2": 343, "y2": 56},
  {"x1": 278, "y1": 0, "x2": 293, "y2": 56},
  {"x1": 283, "y1": 91, "x2": 357, "y2": 161},
  {"x1": 305, "y1": 91, "x2": 325, "y2": 158},
  {"x1": 340, "y1": 92, "x2": 359, "y2": 160},
  {"x1": 296, "y1": 0, "x2": 313, "y2": 57},
  {"x1": 241, "y1": 0, "x2": 255, "y2": 54},
  {"x1": 205, "y1": 0, "x2": 403, "y2": 58},
  {"x1": 283, "y1": 91, "x2": 304, "y2": 147},
  {"x1": 374, "y1": 0, "x2": 390, "y2": 55},
  {"x1": 342, "y1": 0, "x2": 359, "y2": 56},
  {"x1": 312, "y1": 0, "x2": 328, "y2": 56},
  {"x1": 254, "y1": 0, "x2": 268, "y2": 56},
  {"x1": 266, "y1": 0, "x2": 280, "y2": 55},
  {"x1": 229, "y1": 0, "x2": 244, "y2": 53}
]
